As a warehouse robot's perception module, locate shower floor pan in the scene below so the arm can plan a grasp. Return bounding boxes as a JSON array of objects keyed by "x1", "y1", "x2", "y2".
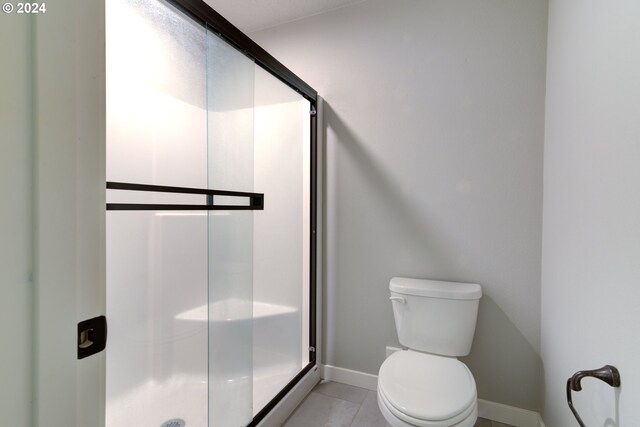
[{"x1": 106, "y1": 300, "x2": 302, "y2": 427}]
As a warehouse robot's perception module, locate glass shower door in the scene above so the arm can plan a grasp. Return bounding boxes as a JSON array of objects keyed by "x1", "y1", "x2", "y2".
[
  {"x1": 106, "y1": 1, "x2": 257, "y2": 426},
  {"x1": 106, "y1": 0, "x2": 316, "y2": 425},
  {"x1": 106, "y1": 0, "x2": 209, "y2": 426},
  {"x1": 252, "y1": 67, "x2": 312, "y2": 416},
  {"x1": 205, "y1": 27, "x2": 256, "y2": 427}
]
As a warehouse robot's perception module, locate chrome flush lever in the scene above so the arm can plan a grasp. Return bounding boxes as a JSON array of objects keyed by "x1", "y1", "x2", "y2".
[{"x1": 389, "y1": 296, "x2": 406, "y2": 304}]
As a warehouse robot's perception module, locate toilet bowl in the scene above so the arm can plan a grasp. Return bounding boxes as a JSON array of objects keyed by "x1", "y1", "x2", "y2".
[
  {"x1": 378, "y1": 278, "x2": 482, "y2": 427},
  {"x1": 377, "y1": 350, "x2": 477, "y2": 427}
]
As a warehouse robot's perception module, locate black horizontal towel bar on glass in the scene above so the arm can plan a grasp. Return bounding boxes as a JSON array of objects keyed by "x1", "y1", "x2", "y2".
[{"x1": 106, "y1": 181, "x2": 264, "y2": 211}]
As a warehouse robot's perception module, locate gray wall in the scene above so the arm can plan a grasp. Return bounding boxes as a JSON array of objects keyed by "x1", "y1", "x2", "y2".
[
  {"x1": 542, "y1": 0, "x2": 640, "y2": 425},
  {"x1": 0, "y1": 13, "x2": 33, "y2": 427},
  {"x1": 253, "y1": 0, "x2": 547, "y2": 411}
]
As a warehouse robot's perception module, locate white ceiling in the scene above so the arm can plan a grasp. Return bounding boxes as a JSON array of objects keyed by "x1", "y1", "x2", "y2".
[{"x1": 203, "y1": 0, "x2": 366, "y2": 33}]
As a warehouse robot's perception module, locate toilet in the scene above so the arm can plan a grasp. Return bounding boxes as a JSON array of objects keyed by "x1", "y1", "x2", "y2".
[{"x1": 377, "y1": 277, "x2": 482, "y2": 427}]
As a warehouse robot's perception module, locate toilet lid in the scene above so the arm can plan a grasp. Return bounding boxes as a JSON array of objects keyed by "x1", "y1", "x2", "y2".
[{"x1": 378, "y1": 350, "x2": 476, "y2": 421}]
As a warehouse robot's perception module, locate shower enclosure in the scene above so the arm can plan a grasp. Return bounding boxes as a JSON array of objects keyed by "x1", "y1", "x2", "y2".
[{"x1": 104, "y1": 0, "x2": 318, "y2": 425}]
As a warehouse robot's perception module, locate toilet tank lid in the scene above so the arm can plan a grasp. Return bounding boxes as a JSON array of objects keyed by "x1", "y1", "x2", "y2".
[{"x1": 389, "y1": 277, "x2": 482, "y2": 300}]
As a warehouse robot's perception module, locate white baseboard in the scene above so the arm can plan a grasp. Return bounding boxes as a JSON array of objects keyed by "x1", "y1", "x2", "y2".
[
  {"x1": 320, "y1": 364, "x2": 378, "y2": 391},
  {"x1": 320, "y1": 364, "x2": 545, "y2": 427},
  {"x1": 477, "y1": 399, "x2": 544, "y2": 427}
]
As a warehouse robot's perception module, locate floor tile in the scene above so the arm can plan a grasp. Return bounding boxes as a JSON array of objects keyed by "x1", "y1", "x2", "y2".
[
  {"x1": 284, "y1": 381, "x2": 514, "y2": 427},
  {"x1": 313, "y1": 380, "x2": 369, "y2": 404},
  {"x1": 351, "y1": 390, "x2": 392, "y2": 427},
  {"x1": 283, "y1": 391, "x2": 360, "y2": 427}
]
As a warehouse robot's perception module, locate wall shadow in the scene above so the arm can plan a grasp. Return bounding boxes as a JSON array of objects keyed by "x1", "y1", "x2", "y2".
[
  {"x1": 321, "y1": 101, "x2": 461, "y2": 271},
  {"x1": 462, "y1": 295, "x2": 542, "y2": 412},
  {"x1": 322, "y1": 101, "x2": 543, "y2": 411},
  {"x1": 320, "y1": 101, "x2": 462, "y2": 367}
]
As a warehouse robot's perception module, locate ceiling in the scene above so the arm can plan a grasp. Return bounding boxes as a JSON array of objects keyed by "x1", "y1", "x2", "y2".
[{"x1": 203, "y1": 0, "x2": 366, "y2": 33}]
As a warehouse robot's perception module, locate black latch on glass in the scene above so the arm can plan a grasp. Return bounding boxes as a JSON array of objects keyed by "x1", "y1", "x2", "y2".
[{"x1": 77, "y1": 315, "x2": 107, "y2": 359}]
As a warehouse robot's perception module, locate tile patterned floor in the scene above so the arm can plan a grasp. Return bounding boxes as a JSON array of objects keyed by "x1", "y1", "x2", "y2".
[{"x1": 283, "y1": 380, "x2": 514, "y2": 427}]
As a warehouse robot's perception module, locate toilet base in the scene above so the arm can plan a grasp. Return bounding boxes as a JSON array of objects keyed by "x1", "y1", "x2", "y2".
[{"x1": 377, "y1": 389, "x2": 477, "y2": 427}]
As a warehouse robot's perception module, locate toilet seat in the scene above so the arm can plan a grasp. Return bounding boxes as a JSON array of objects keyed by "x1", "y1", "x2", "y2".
[
  {"x1": 378, "y1": 390, "x2": 477, "y2": 427},
  {"x1": 377, "y1": 350, "x2": 477, "y2": 427}
]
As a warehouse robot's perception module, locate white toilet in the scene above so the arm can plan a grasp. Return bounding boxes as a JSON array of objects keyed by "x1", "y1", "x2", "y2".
[{"x1": 377, "y1": 277, "x2": 482, "y2": 427}]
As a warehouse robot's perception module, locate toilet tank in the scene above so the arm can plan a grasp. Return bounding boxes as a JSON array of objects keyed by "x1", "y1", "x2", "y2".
[{"x1": 390, "y1": 277, "x2": 482, "y2": 357}]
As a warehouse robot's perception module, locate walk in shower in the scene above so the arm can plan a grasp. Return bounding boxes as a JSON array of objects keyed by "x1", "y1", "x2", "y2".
[{"x1": 105, "y1": 0, "x2": 318, "y2": 425}]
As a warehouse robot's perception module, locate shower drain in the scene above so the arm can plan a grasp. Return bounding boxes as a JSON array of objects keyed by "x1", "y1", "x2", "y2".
[{"x1": 160, "y1": 419, "x2": 185, "y2": 427}]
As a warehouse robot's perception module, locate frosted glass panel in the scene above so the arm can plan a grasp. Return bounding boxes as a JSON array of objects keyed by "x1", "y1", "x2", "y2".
[
  {"x1": 253, "y1": 67, "x2": 311, "y2": 413},
  {"x1": 207, "y1": 211, "x2": 253, "y2": 426},
  {"x1": 107, "y1": 1, "x2": 313, "y2": 424},
  {"x1": 106, "y1": 0, "x2": 206, "y2": 188},
  {"x1": 106, "y1": 1, "x2": 210, "y2": 425},
  {"x1": 206, "y1": 29, "x2": 255, "y2": 426},
  {"x1": 106, "y1": 211, "x2": 208, "y2": 427},
  {"x1": 206, "y1": 30, "x2": 254, "y2": 192}
]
